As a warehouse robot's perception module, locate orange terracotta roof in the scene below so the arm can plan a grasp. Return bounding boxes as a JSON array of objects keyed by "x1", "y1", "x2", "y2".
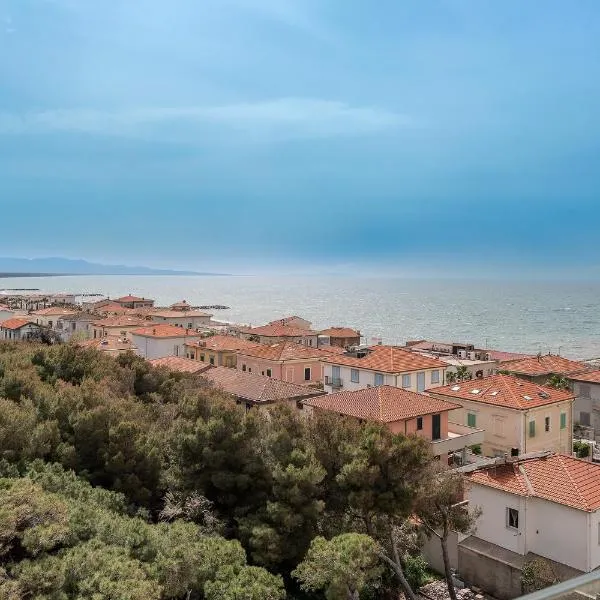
[
  {"x1": 314, "y1": 345, "x2": 346, "y2": 355},
  {"x1": 202, "y1": 366, "x2": 322, "y2": 404},
  {"x1": 304, "y1": 386, "x2": 460, "y2": 423},
  {"x1": 467, "y1": 454, "x2": 600, "y2": 511},
  {"x1": 170, "y1": 300, "x2": 195, "y2": 309},
  {"x1": 94, "y1": 302, "x2": 137, "y2": 315},
  {"x1": 240, "y1": 323, "x2": 318, "y2": 338},
  {"x1": 31, "y1": 307, "x2": 79, "y2": 317},
  {"x1": 0, "y1": 317, "x2": 36, "y2": 330},
  {"x1": 115, "y1": 295, "x2": 152, "y2": 303},
  {"x1": 130, "y1": 324, "x2": 203, "y2": 338},
  {"x1": 503, "y1": 354, "x2": 589, "y2": 376},
  {"x1": 92, "y1": 316, "x2": 148, "y2": 327},
  {"x1": 78, "y1": 337, "x2": 137, "y2": 353},
  {"x1": 486, "y1": 350, "x2": 533, "y2": 362},
  {"x1": 571, "y1": 370, "x2": 600, "y2": 384},
  {"x1": 267, "y1": 316, "x2": 309, "y2": 326},
  {"x1": 430, "y1": 374, "x2": 574, "y2": 410},
  {"x1": 148, "y1": 356, "x2": 211, "y2": 373},
  {"x1": 319, "y1": 327, "x2": 361, "y2": 338},
  {"x1": 237, "y1": 341, "x2": 331, "y2": 361},
  {"x1": 324, "y1": 345, "x2": 446, "y2": 373},
  {"x1": 149, "y1": 309, "x2": 211, "y2": 318},
  {"x1": 185, "y1": 335, "x2": 261, "y2": 352}
]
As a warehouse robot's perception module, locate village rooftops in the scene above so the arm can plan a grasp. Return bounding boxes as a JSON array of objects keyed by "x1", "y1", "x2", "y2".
[
  {"x1": 148, "y1": 356, "x2": 211, "y2": 373},
  {"x1": 93, "y1": 302, "x2": 136, "y2": 315},
  {"x1": 324, "y1": 345, "x2": 446, "y2": 373},
  {"x1": 429, "y1": 373, "x2": 574, "y2": 410},
  {"x1": 91, "y1": 316, "x2": 148, "y2": 327},
  {"x1": 0, "y1": 317, "x2": 35, "y2": 330},
  {"x1": 130, "y1": 324, "x2": 201, "y2": 338},
  {"x1": 303, "y1": 386, "x2": 460, "y2": 423},
  {"x1": 184, "y1": 335, "x2": 261, "y2": 352},
  {"x1": 169, "y1": 300, "x2": 197, "y2": 310},
  {"x1": 115, "y1": 295, "x2": 152, "y2": 303},
  {"x1": 239, "y1": 323, "x2": 317, "y2": 338},
  {"x1": 570, "y1": 370, "x2": 600, "y2": 384},
  {"x1": 148, "y1": 309, "x2": 212, "y2": 318},
  {"x1": 237, "y1": 341, "x2": 333, "y2": 361},
  {"x1": 485, "y1": 349, "x2": 533, "y2": 362},
  {"x1": 502, "y1": 353, "x2": 590, "y2": 377},
  {"x1": 31, "y1": 307, "x2": 79, "y2": 317},
  {"x1": 201, "y1": 366, "x2": 322, "y2": 404},
  {"x1": 466, "y1": 453, "x2": 600, "y2": 512},
  {"x1": 319, "y1": 327, "x2": 361, "y2": 338},
  {"x1": 78, "y1": 337, "x2": 136, "y2": 353}
]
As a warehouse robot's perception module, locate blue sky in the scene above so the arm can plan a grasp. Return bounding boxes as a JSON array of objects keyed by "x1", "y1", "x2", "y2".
[{"x1": 1, "y1": 0, "x2": 599, "y2": 276}]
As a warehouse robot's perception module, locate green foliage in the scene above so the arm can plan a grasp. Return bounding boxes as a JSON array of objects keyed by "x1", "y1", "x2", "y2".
[
  {"x1": 204, "y1": 565, "x2": 285, "y2": 600},
  {"x1": 404, "y1": 554, "x2": 433, "y2": 590},
  {"x1": 573, "y1": 440, "x2": 591, "y2": 458},
  {"x1": 546, "y1": 374, "x2": 571, "y2": 391},
  {"x1": 469, "y1": 444, "x2": 482, "y2": 455},
  {"x1": 521, "y1": 557, "x2": 558, "y2": 594}
]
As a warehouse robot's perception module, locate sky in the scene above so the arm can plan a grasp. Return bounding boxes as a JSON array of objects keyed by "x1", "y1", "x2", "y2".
[{"x1": 1, "y1": 0, "x2": 600, "y2": 277}]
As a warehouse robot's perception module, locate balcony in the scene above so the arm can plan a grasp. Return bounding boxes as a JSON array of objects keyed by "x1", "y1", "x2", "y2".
[
  {"x1": 325, "y1": 376, "x2": 343, "y2": 389},
  {"x1": 430, "y1": 422, "x2": 485, "y2": 456}
]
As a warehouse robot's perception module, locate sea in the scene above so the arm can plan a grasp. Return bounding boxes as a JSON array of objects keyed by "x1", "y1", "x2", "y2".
[{"x1": 1, "y1": 275, "x2": 599, "y2": 360}]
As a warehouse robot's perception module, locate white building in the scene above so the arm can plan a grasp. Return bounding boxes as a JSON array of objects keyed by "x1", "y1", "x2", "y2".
[
  {"x1": 31, "y1": 307, "x2": 79, "y2": 329},
  {"x1": 570, "y1": 370, "x2": 600, "y2": 441},
  {"x1": 130, "y1": 324, "x2": 204, "y2": 359},
  {"x1": 0, "y1": 318, "x2": 42, "y2": 341},
  {"x1": 146, "y1": 309, "x2": 213, "y2": 329},
  {"x1": 322, "y1": 345, "x2": 447, "y2": 394}
]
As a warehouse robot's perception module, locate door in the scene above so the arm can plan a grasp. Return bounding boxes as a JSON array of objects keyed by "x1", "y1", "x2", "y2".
[
  {"x1": 417, "y1": 372, "x2": 425, "y2": 392},
  {"x1": 432, "y1": 413, "x2": 441, "y2": 441},
  {"x1": 332, "y1": 366, "x2": 341, "y2": 387}
]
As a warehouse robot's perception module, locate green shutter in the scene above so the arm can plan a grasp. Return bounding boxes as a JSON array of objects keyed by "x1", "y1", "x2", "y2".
[
  {"x1": 560, "y1": 412, "x2": 567, "y2": 429},
  {"x1": 529, "y1": 420, "x2": 536, "y2": 437},
  {"x1": 467, "y1": 413, "x2": 476, "y2": 427}
]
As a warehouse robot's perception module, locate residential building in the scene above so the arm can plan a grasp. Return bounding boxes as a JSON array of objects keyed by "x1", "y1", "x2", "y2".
[
  {"x1": 0, "y1": 318, "x2": 42, "y2": 341},
  {"x1": 502, "y1": 353, "x2": 590, "y2": 385},
  {"x1": 146, "y1": 309, "x2": 213, "y2": 329},
  {"x1": 0, "y1": 305, "x2": 15, "y2": 322},
  {"x1": 113, "y1": 295, "x2": 155, "y2": 310},
  {"x1": 438, "y1": 356, "x2": 497, "y2": 382},
  {"x1": 456, "y1": 453, "x2": 600, "y2": 598},
  {"x1": 56, "y1": 313, "x2": 97, "y2": 341},
  {"x1": 184, "y1": 335, "x2": 260, "y2": 368},
  {"x1": 78, "y1": 337, "x2": 137, "y2": 356},
  {"x1": 267, "y1": 316, "x2": 312, "y2": 329},
  {"x1": 130, "y1": 324, "x2": 203, "y2": 359},
  {"x1": 31, "y1": 306, "x2": 79, "y2": 329},
  {"x1": 202, "y1": 366, "x2": 323, "y2": 410},
  {"x1": 236, "y1": 341, "x2": 331, "y2": 384},
  {"x1": 302, "y1": 386, "x2": 484, "y2": 463},
  {"x1": 569, "y1": 370, "x2": 600, "y2": 441},
  {"x1": 91, "y1": 316, "x2": 148, "y2": 340},
  {"x1": 406, "y1": 339, "x2": 532, "y2": 364},
  {"x1": 318, "y1": 327, "x2": 362, "y2": 349},
  {"x1": 238, "y1": 322, "x2": 320, "y2": 347},
  {"x1": 90, "y1": 301, "x2": 136, "y2": 316},
  {"x1": 169, "y1": 300, "x2": 197, "y2": 311},
  {"x1": 148, "y1": 356, "x2": 211, "y2": 374},
  {"x1": 322, "y1": 345, "x2": 447, "y2": 394},
  {"x1": 428, "y1": 374, "x2": 574, "y2": 457}
]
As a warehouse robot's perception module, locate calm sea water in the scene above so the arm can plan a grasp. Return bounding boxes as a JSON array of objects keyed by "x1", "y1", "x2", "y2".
[{"x1": 1, "y1": 275, "x2": 599, "y2": 360}]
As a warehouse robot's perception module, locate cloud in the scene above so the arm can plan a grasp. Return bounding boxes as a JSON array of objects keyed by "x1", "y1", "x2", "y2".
[{"x1": 0, "y1": 99, "x2": 410, "y2": 141}]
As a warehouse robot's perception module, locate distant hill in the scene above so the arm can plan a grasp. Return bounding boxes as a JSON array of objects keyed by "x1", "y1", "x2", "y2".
[{"x1": 0, "y1": 257, "x2": 228, "y2": 276}]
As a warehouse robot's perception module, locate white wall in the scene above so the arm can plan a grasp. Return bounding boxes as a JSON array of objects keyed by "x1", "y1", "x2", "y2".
[
  {"x1": 148, "y1": 314, "x2": 212, "y2": 328},
  {"x1": 131, "y1": 334, "x2": 203, "y2": 359}
]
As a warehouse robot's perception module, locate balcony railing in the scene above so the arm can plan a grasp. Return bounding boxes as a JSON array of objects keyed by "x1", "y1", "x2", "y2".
[
  {"x1": 325, "y1": 376, "x2": 343, "y2": 389},
  {"x1": 429, "y1": 423, "x2": 485, "y2": 456}
]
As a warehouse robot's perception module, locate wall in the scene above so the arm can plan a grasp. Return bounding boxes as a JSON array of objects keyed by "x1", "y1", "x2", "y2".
[
  {"x1": 92, "y1": 325, "x2": 141, "y2": 341},
  {"x1": 573, "y1": 381, "x2": 600, "y2": 440},
  {"x1": 148, "y1": 314, "x2": 212, "y2": 328},
  {"x1": 525, "y1": 402, "x2": 572, "y2": 455},
  {"x1": 131, "y1": 334, "x2": 203, "y2": 359},
  {"x1": 237, "y1": 356, "x2": 324, "y2": 383},
  {"x1": 187, "y1": 348, "x2": 236, "y2": 368}
]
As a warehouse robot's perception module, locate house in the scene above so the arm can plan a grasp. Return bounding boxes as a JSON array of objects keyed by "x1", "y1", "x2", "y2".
[
  {"x1": 322, "y1": 345, "x2": 447, "y2": 394},
  {"x1": 302, "y1": 386, "x2": 484, "y2": 463},
  {"x1": 0, "y1": 318, "x2": 42, "y2": 341},
  {"x1": 238, "y1": 322, "x2": 320, "y2": 347},
  {"x1": 90, "y1": 301, "x2": 136, "y2": 316},
  {"x1": 56, "y1": 313, "x2": 97, "y2": 341},
  {"x1": 569, "y1": 370, "x2": 600, "y2": 441},
  {"x1": 502, "y1": 354, "x2": 590, "y2": 385},
  {"x1": 78, "y1": 336, "x2": 137, "y2": 356},
  {"x1": 428, "y1": 374, "x2": 574, "y2": 457},
  {"x1": 184, "y1": 335, "x2": 261, "y2": 368},
  {"x1": 148, "y1": 356, "x2": 211, "y2": 374},
  {"x1": 113, "y1": 295, "x2": 155, "y2": 310},
  {"x1": 91, "y1": 316, "x2": 148, "y2": 340},
  {"x1": 267, "y1": 316, "x2": 312, "y2": 330},
  {"x1": 130, "y1": 324, "x2": 203, "y2": 359},
  {"x1": 169, "y1": 300, "x2": 197, "y2": 311},
  {"x1": 436, "y1": 356, "x2": 497, "y2": 382},
  {"x1": 406, "y1": 340, "x2": 531, "y2": 364},
  {"x1": 31, "y1": 307, "x2": 79, "y2": 329},
  {"x1": 456, "y1": 453, "x2": 600, "y2": 598},
  {"x1": 201, "y1": 366, "x2": 323, "y2": 410},
  {"x1": 318, "y1": 327, "x2": 362, "y2": 349},
  {"x1": 145, "y1": 309, "x2": 213, "y2": 329},
  {"x1": 236, "y1": 341, "x2": 331, "y2": 384}
]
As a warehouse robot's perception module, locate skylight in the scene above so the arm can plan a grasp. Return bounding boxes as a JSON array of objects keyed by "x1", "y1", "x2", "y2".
[
  {"x1": 523, "y1": 395, "x2": 533, "y2": 401},
  {"x1": 490, "y1": 391, "x2": 499, "y2": 396},
  {"x1": 451, "y1": 386, "x2": 460, "y2": 391},
  {"x1": 471, "y1": 389, "x2": 481, "y2": 394}
]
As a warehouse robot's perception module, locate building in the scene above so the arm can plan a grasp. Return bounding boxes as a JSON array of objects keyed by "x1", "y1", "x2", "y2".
[
  {"x1": 201, "y1": 366, "x2": 323, "y2": 410},
  {"x1": 502, "y1": 354, "x2": 590, "y2": 385},
  {"x1": 569, "y1": 370, "x2": 600, "y2": 440},
  {"x1": 318, "y1": 327, "x2": 362, "y2": 349},
  {"x1": 91, "y1": 316, "x2": 148, "y2": 340},
  {"x1": 238, "y1": 322, "x2": 320, "y2": 347},
  {"x1": 56, "y1": 312, "x2": 97, "y2": 341},
  {"x1": 406, "y1": 340, "x2": 532, "y2": 364},
  {"x1": 145, "y1": 309, "x2": 213, "y2": 329},
  {"x1": 0, "y1": 305, "x2": 15, "y2": 322},
  {"x1": 428, "y1": 374, "x2": 574, "y2": 457},
  {"x1": 267, "y1": 316, "x2": 312, "y2": 329},
  {"x1": 31, "y1": 307, "x2": 79, "y2": 329},
  {"x1": 456, "y1": 453, "x2": 600, "y2": 598},
  {"x1": 184, "y1": 335, "x2": 261, "y2": 368},
  {"x1": 439, "y1": 356, "x2": 497, "y2": 382},
  {"x1": 169, "y1": 300, "x2": 197, "y2": 311},
  {"x1": 322, "y1": 345, "x2": 447, "y2": 394},
  {"x1": 113, "y1": 295, "x2": 155, "y2": 310},
  {"x1": 148, "y1": 356, "x2": 211, "y2": 374},
  {"x1": 0, "y1": 318, "x2": 42, "y2": 341},
  {"x1": 302, "y1": 386, "x2": 484, "y2": 463},
  {"x1": 78, "y1": 337, "x2": 137, "y2": 356},
  {"x1": 236, "y1": 341, "x2": 331, "y2": 384},
  {"x1": 130, "y1": 324, "x2": 203, "y2": 359},
  {"x1": 89, "y1": 301, "x2": 136, "y2": 316}
]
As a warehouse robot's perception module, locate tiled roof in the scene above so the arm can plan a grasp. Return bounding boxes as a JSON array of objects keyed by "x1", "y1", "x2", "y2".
[
  {"x1": 148, "y1": 356, "x2": 211, "y2": 373},
  {"x1": 185, "y1": 335, "x2": 261, "y2": 352},
  {"x1": 150, "y1": 309, "x2": 211, "y2": 318},
  {"x1": 237, "y1": 341, "x2": 330, "y2": 361},
  {"x1": 467, "y1": 454, "x2": 600, "y2": 512},
  {"x1": 571, "y1": 370, "x2": 600, "y2": 384},
  {"x1": 325, "y1": 345, "x2": 446, "y2": 373},
  {"x1": 130, "y1": 324, "x2": 203, "y2": 338},
  {"x1": 0, "y1": 317, "x2": 36, "y2": 330},
  {"x1": 79, "y1": 337, "x2": 137, "y2": 353},
  {"x1": 503, "y1": 354, "x2": 589, "y2": 376},
  {"x1": 170, "y1": 300, "x2": 194, "y2": 309},
  {"x1": 430, "y1": 374, "x2": 574, "y2": 410},
  {"x1": 319, "y1": 327, "x2": 361, "y2": 338},
  {"x1": 267, "y1": 316, "x2": 310, "y2": 326},
  {"x1": 94, "y1": 302, "x2": 137, "y2": 315},
  {"x1": 31, "y1": 307, "x2": 79, "y2": 317},
  {"x1": 314, "y1": 345, "x2": 346, "y2": 355},
  {"x1": 240, "y1": 323, "x2": 318, "y2": 338},
  {"x1": 303, "y1": 386, "x2": 460, "y2": 422},
  {"x1": 486, "y1": 350, "x2": 533, "y2": 362},
  {"x1": 115, "y1": 295, "x2": 152, "y2": 303},
  {"x1": 92, "y1": 316, "x2": 148, "y2": 327},
  {"x1": 202, "y1": 366, "x2": 322, "y2": 404}
]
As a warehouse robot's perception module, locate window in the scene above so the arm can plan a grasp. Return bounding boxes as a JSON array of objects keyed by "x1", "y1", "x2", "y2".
[
  {"x1": 374, "y1": 373, "x2": 384, "y2": 386},
  {"x1": 304, "y1": 367, "x2": 311, "y2": 381},
  {"x1": 431, "y1": 370, "x2": 440, "y2": 384},
  {"x1": 242, "y1": 364, "x2": 247, "y2": 372},
  {"x1": 493, "y1": 417, "x2": 504, "y2": 437},
  {"x1": 506, "y1": 507, "x2": 519, "y2": 529},
  {"x1": 416, "y1": 416, "x2": 423, "y2": 430},
  {"x1": 545, "y1": 416, "x2": 550, "y2": 432},
  {"x1": 266, "y1": 369, "x2": 272, "y2": 377},
  {"x1": 248, "y1": 368, "x2": 252, "y2": 372},
  {"x1": 187, "y1": 323, "x2": 192, "y2": 329},
  {"x1": 402, "y1": 374, "x2": 411, "y2": 388},
  {"x1": 560, "y1": 412, "x2": 567, "y2": 429},
  {"x1": 200, "y1": 354, "x2": 205, "y2": 362},
  {"x1": 174, "y1": 345, "x2": 179, "y2": 356},
  {"x1": 467, "y1": 413, "x2": 476, "y2": 428},
  {"x1": 296, "y1": 400, "x2": 304, "y2": 410},
  {"x1": 580, "y1": 411, "x2": 591, "y2": 427},
  {"x1": 529, "y1": 420, "x2": 536, "y2": 438},
  {"x1": 351, "y1": 369, "x2": 360, "y2": 383},
  {"x1": 209, "y1": 356, "x2": 215, "y2": 365}
]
